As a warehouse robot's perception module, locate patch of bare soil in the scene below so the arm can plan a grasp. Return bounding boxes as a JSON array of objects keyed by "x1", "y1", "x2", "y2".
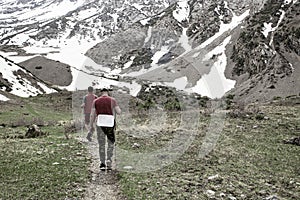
[
  {"x1": 19, "y1": 56, "x2": 72, "y2": 86},
  {"x1": 78, "y1": 135, "x2": 125, "y2": 200}
]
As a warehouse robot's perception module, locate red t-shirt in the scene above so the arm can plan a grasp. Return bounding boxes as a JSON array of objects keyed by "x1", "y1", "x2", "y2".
[
  {"x1": 84, "y1": 94, "x2": 97, "y2": 114},
  {"x1": 93, "y1": 96, "x2": 118, "y2": 116}
]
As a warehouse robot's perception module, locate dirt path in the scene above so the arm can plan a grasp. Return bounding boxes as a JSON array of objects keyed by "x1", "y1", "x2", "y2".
[{"x1": 77, "y1": 135, "x2": 125, "y2": 200}]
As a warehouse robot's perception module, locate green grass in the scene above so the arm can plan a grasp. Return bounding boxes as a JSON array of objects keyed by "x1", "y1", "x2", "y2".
[
  {"x1": 0, "y1": 93, "x2": 90, "y2": 199},
  {"x1": 0, "y1": 127, "x2": 89, "y2": 199},
  {"x1": 117, "y1": 104, "x2": 300, "y2": 199},
  {"x1": 0, "y1": 93, "x2": 72, "y2": 127},
  {"x1": 1, "y1": 92, "x2": 299, "y2": 199}
]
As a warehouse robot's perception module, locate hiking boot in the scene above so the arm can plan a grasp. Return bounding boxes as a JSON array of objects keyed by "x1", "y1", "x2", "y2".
[
  {"x1": 100, "y1": 163, "x2": 106, "y2": 171},
  {"x1": 106, "y1": 160, "x2": 112, "y2": 171},
  {"x1": 86, "y1": 132, "x2": 92, "y2": 142}
]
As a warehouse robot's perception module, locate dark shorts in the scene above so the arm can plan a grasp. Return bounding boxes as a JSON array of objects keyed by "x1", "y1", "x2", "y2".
[{"x1": 84, "y1": 113, "x2": 91, "y2": 124}]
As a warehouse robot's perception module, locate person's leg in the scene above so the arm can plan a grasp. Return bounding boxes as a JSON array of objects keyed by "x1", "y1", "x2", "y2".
[
  {"x1": 105, "y1": 127, "x2": 115, "y2": 169},
  {"x1": 86, "y1": 113, "x2": 96, "y2": 141},
  {"x1": 97, "y1": 126, "x2": 106, "y2": 168},
  {"x1": 84, "y1": 113, "x2": 90, "y2": 131}
]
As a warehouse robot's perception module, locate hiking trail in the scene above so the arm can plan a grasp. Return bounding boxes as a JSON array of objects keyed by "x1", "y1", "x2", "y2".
[{"x1": 77, "y1": 135, "x2": 125, "y2": 200}]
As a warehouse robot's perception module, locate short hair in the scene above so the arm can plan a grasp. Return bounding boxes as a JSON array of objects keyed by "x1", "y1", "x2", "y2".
[
  {"x1": 88, "y1": 86, "x2": 93, "y2": 92},
  {"x1": 100, "y1": 88, "x2": 109, "y2": 92}
]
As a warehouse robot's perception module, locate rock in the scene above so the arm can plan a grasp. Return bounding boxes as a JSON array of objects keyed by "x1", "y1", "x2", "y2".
[
  {"x1": 265, "y1": 195, "x2": 278, "y2": 200},
  {"x1": 208, "y1": 174, "x2": 219, "y2": 180},
  {"x1": 123, "y1": 166, "x2": 133, "y2": 170},
  {"x1": 259, "y1": 190, "x2": 267, "y2": 195},
  {"x1": 205, "y1": 190, "x2": 215, "y2": 197},
  {"x1": 25, "y1": 124, "x2": 48, "y2": 138},
  {"x1": 132, "y1": 143, "x2": 140, "y2": 148},
  {"x1": 219, "y1": 192, "x2": 226, "y2": 197},
  {"x1": 228, "y1": 195, "x2": 237, "y2": 200},
  {"x1": 283, "y1": 137, "x2": 300, "y2": 146}
]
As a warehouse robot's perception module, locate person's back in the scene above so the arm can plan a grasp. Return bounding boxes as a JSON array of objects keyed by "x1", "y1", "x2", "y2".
[
  {"x1": 94, "y1": 95, "x2": 117, "y2": 116},
  {"x1": 84, "y1": 93, "x2": 97, "y2": 114},
  {"x1": 89, "y1": 88, "x2": 121, "y2": 171},
  {"x1": 82, "y1": 86, "x2": 97, "y2": 141}
]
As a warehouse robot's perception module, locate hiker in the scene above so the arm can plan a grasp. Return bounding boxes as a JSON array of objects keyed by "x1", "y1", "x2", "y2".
[
  {"x1": 89, "y1": 88, "x2": 121, "y2": 171},
  {"x1": 81, "y1": 86, "x2": 97, "y2": 141}
]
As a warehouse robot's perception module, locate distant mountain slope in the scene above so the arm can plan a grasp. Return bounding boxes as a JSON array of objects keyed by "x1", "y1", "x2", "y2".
[
  {"x1": 85, "y1": 0, "x2": 263, "y2": 98},
  {"x1": 0, "y1": 0, "x2": 176, "y2": 46},
  {"x1": 0, "y1": 0, "x2": 299, "y2": 103},
  {"x1": 227, "y1": 0, "x2": 300, "y2": 103},
  {"x1": 19, "y1": 56, "x2": 72, "y2": 86},
  {"x1": 0, "y1": 55, "x2": 57, "y2": 99}
]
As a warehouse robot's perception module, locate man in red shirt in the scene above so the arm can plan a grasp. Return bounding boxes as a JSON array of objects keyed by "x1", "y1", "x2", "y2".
[
  {"x1": 81, "y1": 86, "x2": 97, "y2": 141},
  {"x1": 89, "y1": 88, "x2": 121, "y2": 171}
]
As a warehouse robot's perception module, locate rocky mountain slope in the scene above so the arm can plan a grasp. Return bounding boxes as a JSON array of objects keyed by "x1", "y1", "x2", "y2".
[
  {"x1": 0, "y1": 55, "x2": 56, "y2": 101},
  {"x1": 86, "y1": 0, "x2": 299, "y2": 103},
  {"x1": 0, "y1": 0, "x2": 176, "y2": 46},
  {"x1": 0, "y1": 0, "x2": 299, "y2": 103},
  {"x1": 227, "y1": 0, "x2": 300, "y2": 103}
]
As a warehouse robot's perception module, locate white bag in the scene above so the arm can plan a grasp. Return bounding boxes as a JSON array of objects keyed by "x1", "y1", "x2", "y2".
[{"x1": 97, "y1": 114, "x2": 115, "y2": 127}]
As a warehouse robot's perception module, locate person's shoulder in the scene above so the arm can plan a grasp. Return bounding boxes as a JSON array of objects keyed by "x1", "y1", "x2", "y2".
[{"x1": 109, "y1": 96, "x2": 116, "y2": 100}]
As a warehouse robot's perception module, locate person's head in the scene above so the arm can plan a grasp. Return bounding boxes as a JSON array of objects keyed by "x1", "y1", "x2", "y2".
[
  {"x1": 100, "y1": 88, "x2": 109, "y2": 95},
  {"x1": 88, "y1": 86, "x2": 94, "y2": 93}
]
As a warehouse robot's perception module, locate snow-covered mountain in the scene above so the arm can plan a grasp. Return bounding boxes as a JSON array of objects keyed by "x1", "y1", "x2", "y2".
[
  {"x1": 0, "y1": 54, "x2": 56, "y2": 101},
  {"x1": 0, "y1": 0, "x2": 299, "y2": 103},
  {"x1": 0, "y1": 0, "x2": 176, "y2": 45},
  {"x1": 0, "y1": 0, "x2": 176, "y2": 99}
]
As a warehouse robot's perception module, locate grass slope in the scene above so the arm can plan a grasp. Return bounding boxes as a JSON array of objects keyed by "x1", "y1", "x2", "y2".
[
  {"x1": 116, "y1": 102, "x2": 300, "y2": 199},
  {"x1": 0, "y1": 92, "x2": 90, "y2": 199},
  {"x1": 0, "y1": 92, "x2": 299, "y2": 199}
]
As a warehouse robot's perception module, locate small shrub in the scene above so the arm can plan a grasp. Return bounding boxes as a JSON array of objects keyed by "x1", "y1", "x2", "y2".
[
  {"x1": 64, "y1": 120, "x2": 81, "y2": 139},
  {"x1": 225, "y1": 94, "x2": 235, "y2": 109},
  {"x1": 255, "y1": 114, "x2": 265, "y2": 120}
]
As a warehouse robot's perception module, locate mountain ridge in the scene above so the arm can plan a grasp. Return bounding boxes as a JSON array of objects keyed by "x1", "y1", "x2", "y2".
[{"x1": 0, "y1": 0, "x2": 299, "y2": 103}]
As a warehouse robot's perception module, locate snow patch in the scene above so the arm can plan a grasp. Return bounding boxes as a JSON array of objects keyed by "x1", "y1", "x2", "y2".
[
  {"x1": 262, "y1": 22, "x2": 273, "y2": 38},
  {"x1": 0, "y1": 0, "x2": 87, "y2": 25},
  {"x1": 126, "y1": 45, "x2": 170, "y2": 77},
  {"x1": 144, "y1": 26, "x2": 152, "y2": 44},
  {"x1": 195, "y1": 8, "x2": 250, "y2": 51},
  {"x1": 123, "y1": 56, "x2": 135, "y2": 69},
  {"x1": 151, "y1": 46, "x2": 169, "y2": 67},
  {"x1": 269, "y1": 10, "x2": 286, "y2": 45},
  {"x1": 109, "y1": 13, "x2": 119, "y2": 25},
  {"x1": 59, "y1": 66, "x2": 141, "y2": 97},
  {"x1": 173, "y1": 0, "x2": 190, "y2": 23},
  {"x1": 0, "y1": 94, "x2": 10, "y2": 101},
  {"x1": 261, "y1": 8, "x2": 286, "y2": 45},
  {"x1": 178, "y1": 28, "x2": 192, "y2": 53},
  {"x1": 133, "y1": 3, "x2": 144, "y2": 10},
  {"x1": 164, "y1": 77, "x2": 188, "y2": 90},
  {"x1": 0, "y1": 55, "x2": 55, "y2": 97},
  {"x1": 192, "y1": 36, "x2": 235, "y2": 98},
  {"x1": 140, "y1": 18, "x2": 151, "y2": 25}
]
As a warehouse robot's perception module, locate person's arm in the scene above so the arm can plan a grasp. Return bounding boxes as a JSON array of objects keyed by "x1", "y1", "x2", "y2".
[
  {"x1": 112, "y1": 98, "x2": 121, "y2": 115},
  {"x1": 114, "y1": 105, "x2": 121, "y2": 115},
  {"x1": 81, "y1": 96, "x2": 86, "y2": 108}
]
